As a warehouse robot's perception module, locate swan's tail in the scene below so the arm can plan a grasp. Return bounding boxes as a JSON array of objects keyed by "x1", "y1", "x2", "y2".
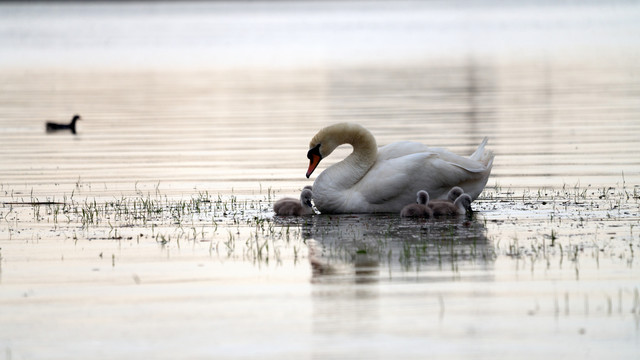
[{"x1": 470, "y1": 137, "x2": 494, "y2": 168}]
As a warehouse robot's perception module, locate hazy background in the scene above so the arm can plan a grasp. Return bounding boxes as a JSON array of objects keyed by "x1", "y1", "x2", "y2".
[{"x1": 1, "y1": 0, "x2": 639, "y2": 69}]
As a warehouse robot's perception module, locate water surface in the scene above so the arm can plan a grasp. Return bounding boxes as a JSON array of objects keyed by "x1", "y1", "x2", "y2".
[{"x1": 1, "y1": 1, "x2": 639, "y2": 359}]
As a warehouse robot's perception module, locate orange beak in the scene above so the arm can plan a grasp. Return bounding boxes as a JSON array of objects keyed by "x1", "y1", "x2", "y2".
[
  {"x1": 306, "y1": 153, "x2": 321, "y2": 178},
  {"x1": 306, "y1": 144, "x2": 322, "y2": 178}
]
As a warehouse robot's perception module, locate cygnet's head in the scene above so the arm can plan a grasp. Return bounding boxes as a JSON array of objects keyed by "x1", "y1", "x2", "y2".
[
  {"x1": 300, "y1": 188, "x2": 314, "y2": 208},
  {"x1": 416, "y1": 190, "x2": 429, "y2": 205},
  {"x1": 447, "y1": 186, "x2": 464, "y2": 202},
  {"x1": 454, "y1": 193, "x2": 472, "y2": 214}
]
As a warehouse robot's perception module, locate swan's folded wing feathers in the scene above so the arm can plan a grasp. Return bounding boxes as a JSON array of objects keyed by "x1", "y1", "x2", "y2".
[
  {"x1": 470, "y1": 137, "x2": 489, "y2": 160},
  {"x1": 357, "y1": 152, "x2": 437, "y2": 205},
  {"x1": 443, "y1": 158, "x2": 488, "y2": 173},
  {"x1": 379, "y1": 141, "x2": 491, "y2": 172},
  {"x1": 377, "y1": 141, "x2": 431, "y2": 160},
  {"x1": 428, "y1": 147, "x2": 489, "y2": 172},
  {"x1": 359, "y1": 150, "x2": 489, "y2": 205}
]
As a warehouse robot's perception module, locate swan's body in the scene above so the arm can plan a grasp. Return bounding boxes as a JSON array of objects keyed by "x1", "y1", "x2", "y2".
[
  {"x1": 46, "y1": 114, "x2": 81, "y2": 134},
  {"x1": 400, "y1": 190, "x2": 432, "y2": 218},
  {"x1": 273, "y1": 188, "x2": 314, "y2": 216},
  {"x1": 306, "y1": 123, "x2": 493, "y2": 214},
  {"x1": 430, "y1": 193, "x2": 472, "y2": 217}
]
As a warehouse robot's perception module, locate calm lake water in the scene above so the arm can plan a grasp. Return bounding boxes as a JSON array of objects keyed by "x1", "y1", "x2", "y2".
[{"x1": 1, "y1": 1, "x2": 640, "y2": 359}]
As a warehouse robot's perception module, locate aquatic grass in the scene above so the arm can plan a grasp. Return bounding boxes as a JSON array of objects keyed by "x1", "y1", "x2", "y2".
[{"x1": 0, "y1": 180, "x2": 638, "y2": 274}]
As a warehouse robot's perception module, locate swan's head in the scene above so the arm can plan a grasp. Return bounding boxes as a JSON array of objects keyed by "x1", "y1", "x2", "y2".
[
  {"x1": 306, "y1": 123, "x2": 374, "y2": 178},
  {"x1": 306, "y1": 125, "x2": 343, "y2": 178},
  {"x1": 72, "y1": 114, "x2": 82, "y2": 122},
  {"x1": 300, "y1": 188, "x2": 313, "y2": 208}
]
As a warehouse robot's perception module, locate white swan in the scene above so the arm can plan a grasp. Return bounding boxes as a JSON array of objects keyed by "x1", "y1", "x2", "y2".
[{"x1": 305, "y1": 123, "x2": 494, "y2": 214}]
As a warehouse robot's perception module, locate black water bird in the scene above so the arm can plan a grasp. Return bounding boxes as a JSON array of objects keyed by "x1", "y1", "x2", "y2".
[{"x1": 46, "y1": 114, "x2": 81, "y2": 134}]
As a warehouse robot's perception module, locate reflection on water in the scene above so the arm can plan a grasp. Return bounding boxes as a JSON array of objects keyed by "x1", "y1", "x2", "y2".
[{"x1": 299, "y1": 214, "x2": 493, "y2": 283}]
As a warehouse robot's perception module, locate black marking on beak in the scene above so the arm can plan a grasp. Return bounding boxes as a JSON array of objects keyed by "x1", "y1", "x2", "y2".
[{"x1": 307, "y1": 144, "x2": 321, "y2": 160}]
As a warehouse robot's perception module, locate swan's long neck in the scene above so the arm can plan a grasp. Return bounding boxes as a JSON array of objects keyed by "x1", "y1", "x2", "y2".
[{"x1": 317, "y1": 123, "x2": 378, "y2": 190}]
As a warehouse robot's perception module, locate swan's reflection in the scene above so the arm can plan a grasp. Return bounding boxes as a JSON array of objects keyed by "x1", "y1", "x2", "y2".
[
  {"x1": 301, "y1": 214, "x2": 494, "y2": 284},
  {"x1": 302, "y1": 214, "x2": 494, "y2": 357}
]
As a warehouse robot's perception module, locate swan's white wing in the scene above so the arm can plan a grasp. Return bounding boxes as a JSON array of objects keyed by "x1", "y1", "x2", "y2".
[
  {"x1": 431, "y1": 149, "x2": 490, "y2": 173},
  {"x1": 356, "y1": 148, "x2": 491, "y2": 209},
  {"x1": 377, "y1": 141, "x2": 429, "y2": 160},
  {"x1": 377, "y1": 138, "x2": 492, "y2": 172},
  {"x1": 355, "y1": 152, "x2": 439, "y2": 205},
  {"x1": 379, "y1": 141, "x2": 489, "y2": 172}
]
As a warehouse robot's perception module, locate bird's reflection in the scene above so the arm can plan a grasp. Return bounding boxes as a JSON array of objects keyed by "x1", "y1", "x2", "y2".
[
  {"x1": 302, "y1": 213, "x2": 495, "y2": 353},
  {"x1": 301, "y1": 214, "x2": 494, "y2": 284}
]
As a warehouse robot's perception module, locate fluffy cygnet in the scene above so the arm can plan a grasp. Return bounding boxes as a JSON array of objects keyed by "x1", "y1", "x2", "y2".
[
  {"x1": 429, "y1": 193, "x2": 472, "y2": 217},
  {"x1": 273, "y1": 188, "x2": 314, "y2": 216},
  {"x1": 400, "y1": 190, "x2": 433, "y2": 218}
]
